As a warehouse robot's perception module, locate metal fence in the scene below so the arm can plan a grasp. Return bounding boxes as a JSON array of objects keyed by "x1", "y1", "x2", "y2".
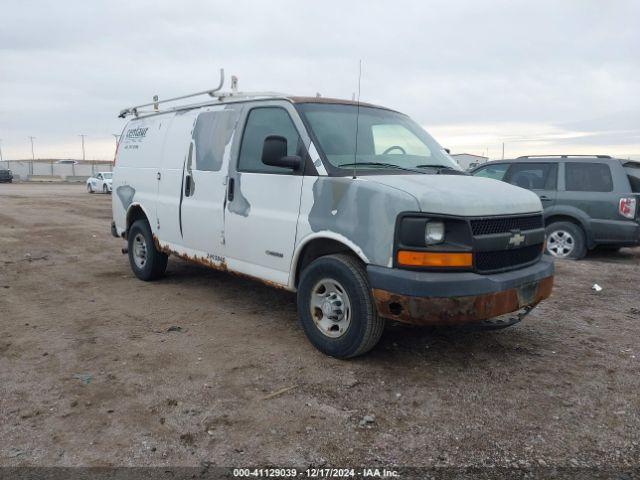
[{"x1": 1, "y1": 160, "x2": 113, "y2": 181}]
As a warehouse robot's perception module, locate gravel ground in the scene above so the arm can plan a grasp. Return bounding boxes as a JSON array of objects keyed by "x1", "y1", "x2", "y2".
[{"x1": 0, "y1": 183, "x2": 639, "y2": 473}]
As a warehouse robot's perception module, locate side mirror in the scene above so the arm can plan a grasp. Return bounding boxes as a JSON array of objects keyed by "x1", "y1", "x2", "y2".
[{"x1": 262, "y1": 135, "x2": 301, "y2": 170}]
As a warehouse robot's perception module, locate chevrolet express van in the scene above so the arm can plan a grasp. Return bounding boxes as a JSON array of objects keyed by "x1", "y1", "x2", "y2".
[{"x1": 111, "y1": 80, "x2": 554, "y2": 358}]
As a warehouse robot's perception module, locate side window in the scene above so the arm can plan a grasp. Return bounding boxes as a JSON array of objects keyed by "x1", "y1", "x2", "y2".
[
  {"x1": 193, "y1": 109, "x2": 238, "y2": 172},
  {"x1": 238, "y1": 107, "x2": 300, "y2": 174},
  {"x1": 565, "y1": 163, "x2": 613, "y2": 192},
  {"x1": 472, "y1": 163, "x2": 508, "y2": 181},
  {"x1": 505, "y1": 163, "x2": 557, "y2": 190},
  {"x1": 96, "y1": 173, "x2": 103, "y2": 180}
]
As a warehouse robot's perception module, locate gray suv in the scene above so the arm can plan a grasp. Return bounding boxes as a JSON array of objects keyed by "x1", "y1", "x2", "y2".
[{"x1": 470, "y1": 155, "x2": 640, "y2": 259}]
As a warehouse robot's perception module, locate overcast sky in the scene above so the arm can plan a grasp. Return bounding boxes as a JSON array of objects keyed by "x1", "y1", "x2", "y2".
[{"x1": 1, "y1": 0, "x2": 639, "y2": 161}]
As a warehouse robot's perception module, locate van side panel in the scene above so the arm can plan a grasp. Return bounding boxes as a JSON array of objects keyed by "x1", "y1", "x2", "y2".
[{"x1": 112, "y1": 115, "x2": 173, "y2": 236}]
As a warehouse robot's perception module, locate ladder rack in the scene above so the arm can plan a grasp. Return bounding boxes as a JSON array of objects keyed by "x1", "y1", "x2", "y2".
[{"x1": 117, "y1": 69, "x2": 288, "y2": 119}]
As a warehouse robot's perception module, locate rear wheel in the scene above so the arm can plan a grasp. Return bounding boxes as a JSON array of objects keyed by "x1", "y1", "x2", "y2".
[
  {"x1": 297, "y1": 254, "x2": 384, "y2": 358},
  {"x1": 545, "y1": 221, "x2": 586, "y2": 259},
  {"x1": 127, "y1": 219, "x2": 168, "y2": 281}
]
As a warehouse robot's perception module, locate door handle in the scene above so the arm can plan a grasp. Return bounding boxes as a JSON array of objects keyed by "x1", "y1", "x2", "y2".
[
  {"x1": 228, "y1": 178, "x2": 235, "y2": 201},
  {"x1": 185, "y1": 174, "x2": 192, "y2": 197}
]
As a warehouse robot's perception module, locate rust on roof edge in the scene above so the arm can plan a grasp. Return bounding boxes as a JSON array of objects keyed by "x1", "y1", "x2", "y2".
[{"x1": 287, "y1": 96, "x2": 398, "y2": 112}]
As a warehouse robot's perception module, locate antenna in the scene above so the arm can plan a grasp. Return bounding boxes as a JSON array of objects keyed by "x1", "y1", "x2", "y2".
[{"x1": 353, "y1": 59, "x2": 362, "y2": 180}]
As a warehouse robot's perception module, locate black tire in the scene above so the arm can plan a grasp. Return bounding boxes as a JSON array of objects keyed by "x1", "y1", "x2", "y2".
[
  {"x1": 297, "y1": 254, "x2": 384, "y2": 358},
  {"x1": 545, "y1": 221, "x2": 587, "y2": 260},
  {"x1": 102, "y1": 184, "x2": 108, "y2": 194},
  {"x1": 127, "y1": 219, "x2": 168, "y2": 281},
  {"x1": 87, "y1": 184, "x2": 93, "y2": 194}
]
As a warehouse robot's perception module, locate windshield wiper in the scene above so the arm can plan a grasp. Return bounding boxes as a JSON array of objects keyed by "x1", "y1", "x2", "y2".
[
  {"x1": 415, "y1": 164, "x2": 468, "y2": 175},
  {"x1": 337, "y1": 162, "x2": 426, "y2": 174},
  {"x1": 415, "y1": 164, "x2": 456, "y2": 169}
]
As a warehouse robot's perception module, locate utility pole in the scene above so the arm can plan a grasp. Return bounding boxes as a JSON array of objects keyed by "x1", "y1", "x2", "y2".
[
  {"x1": 76, "y1": 134, "x2": 86, "y2": 178},
  {"x1": 79, "y1": 134, "x2": 86, "y2": 161},
  {"x1": 29, "y1": 136, "x2": 35, "y2": 160},
  {"x1": 0, "y1": 138, "x2": 7, "y2": 170},
  {"x1": 28, "y1": 136, "x2": 35, "y2": 175},
  {"x1": 502, "y1": 142, "x2": 505, "y2": 160}
]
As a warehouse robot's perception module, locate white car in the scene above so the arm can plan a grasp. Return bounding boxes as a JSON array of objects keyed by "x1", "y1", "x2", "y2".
[{"x1": 87, "y1": 172, "x2": 113, "y2": 194}]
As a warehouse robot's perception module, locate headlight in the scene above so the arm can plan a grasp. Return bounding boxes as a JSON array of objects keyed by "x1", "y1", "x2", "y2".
[{"x1": 425, "y1": 221, "x2": 445, "y2": 245}]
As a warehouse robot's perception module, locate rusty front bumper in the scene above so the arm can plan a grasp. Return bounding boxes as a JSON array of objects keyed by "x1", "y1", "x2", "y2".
[
  {"x1": 373, "y1": 276, "x2": 553, "y2": 326},
  {"x1": 367, "y1": 256, "x2": 554, "y2": 326}
]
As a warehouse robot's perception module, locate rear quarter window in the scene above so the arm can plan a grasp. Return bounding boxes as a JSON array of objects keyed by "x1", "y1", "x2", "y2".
[
  {"x1": 623, "y1": 161, "x2": 640, "y2": 193},
  {"x1": 565, "y1": 163, "x2": 613, "y2": 192}
]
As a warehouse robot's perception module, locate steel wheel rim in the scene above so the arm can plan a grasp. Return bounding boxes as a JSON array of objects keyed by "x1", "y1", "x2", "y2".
[
  {"x1": 547, "y1": 230, "x2": 575, "y2": 258},
  {"x1": 132, "y1": 233, "x2": 148, "y2": 269},
  {"x1": 309, "y1": 278, "x2": 352, "y2": 338}
]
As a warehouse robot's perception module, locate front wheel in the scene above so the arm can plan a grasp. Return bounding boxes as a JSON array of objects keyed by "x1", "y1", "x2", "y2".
[
  {"x1": 127, "y1": 220, "x2": 168, "y2": 281},
  {"x1": 545, "y1": 221, "x2": 586, "y2": 259},
  {"x1": 297, "y1": 254, "x2": 384, "y2": 358},
  {"x1": 87, "y1": 184, "x2": 93, "y2": 193}
]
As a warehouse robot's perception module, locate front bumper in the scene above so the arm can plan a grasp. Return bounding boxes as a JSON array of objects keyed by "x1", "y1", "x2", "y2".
[{"x1": 367, "y1": 257, "x2": 554, "y2": 326}]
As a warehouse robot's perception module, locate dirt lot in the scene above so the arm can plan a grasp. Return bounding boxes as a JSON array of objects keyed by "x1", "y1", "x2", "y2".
[{"x1": 1, "y1": 183, "x2": 639, "y2": 471}]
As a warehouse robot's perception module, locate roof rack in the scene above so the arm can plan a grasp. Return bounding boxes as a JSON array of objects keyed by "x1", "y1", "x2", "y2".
[
  {"x1": 516, "y1": 154, "x2": 612, "y2": 159},
  {"x1": 117, "y1": 69, "x2": 287, "y2": 119}
]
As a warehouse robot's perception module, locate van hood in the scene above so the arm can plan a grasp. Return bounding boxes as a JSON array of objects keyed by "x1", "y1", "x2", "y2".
[{"x1": 365, "y1": 174, "x2": 542, "y2": 216}]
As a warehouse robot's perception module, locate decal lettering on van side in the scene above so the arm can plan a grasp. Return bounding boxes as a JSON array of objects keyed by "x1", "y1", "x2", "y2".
[{"x1": 125, "y1": 127, "x2": 149, "y2": 139}]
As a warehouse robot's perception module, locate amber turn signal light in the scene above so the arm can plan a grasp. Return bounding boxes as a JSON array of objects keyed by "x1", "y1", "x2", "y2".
[{"x1": 397, "y1": 250, "x2": 473, "y2": 268}]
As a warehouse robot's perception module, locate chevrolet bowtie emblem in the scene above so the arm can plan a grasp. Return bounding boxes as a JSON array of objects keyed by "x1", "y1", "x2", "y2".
[{"x1": 509, "y1": 232, "x2": 526, "y2": 247}]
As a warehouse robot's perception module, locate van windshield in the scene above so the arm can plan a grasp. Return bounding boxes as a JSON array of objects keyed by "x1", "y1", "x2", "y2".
[{"x1": 296, "y1": 103, "x2": 460, "y2": 173}]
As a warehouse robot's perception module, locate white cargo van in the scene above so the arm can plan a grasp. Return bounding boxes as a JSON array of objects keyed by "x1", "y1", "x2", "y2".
[{"x1": 111, "y1": 76, "x2": 554, "y2": 358}]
